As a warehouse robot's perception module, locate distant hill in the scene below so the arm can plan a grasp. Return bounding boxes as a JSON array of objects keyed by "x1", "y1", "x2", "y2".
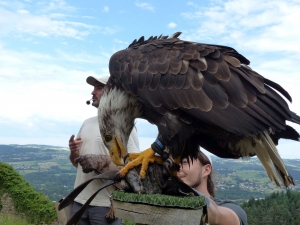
[
  {"x1": 0, "y1": 144, "x2": 76, "y2": 201},
  {"x1": 1, "y1": 144, "x2": 300, "y2": 204},
  {"x1": 3, "y1": 143, "x2": 69, "y2": 150},
  {"x1": 211, "y1": 156, "x2": 300, "y2": 203}
]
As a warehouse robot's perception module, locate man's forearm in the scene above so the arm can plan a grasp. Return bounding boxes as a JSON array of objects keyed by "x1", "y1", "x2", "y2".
[{"x1": 70, "y1": 151, "x2": 79, "y2": 167}]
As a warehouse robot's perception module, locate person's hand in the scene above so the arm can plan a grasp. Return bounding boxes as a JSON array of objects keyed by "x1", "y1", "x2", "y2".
[
  {"x1": 69, "y1": 135, "x2": 82, "y2": 166},
  {"x1": 69, "y1": 135, "x2": 82, "y2": 154}
]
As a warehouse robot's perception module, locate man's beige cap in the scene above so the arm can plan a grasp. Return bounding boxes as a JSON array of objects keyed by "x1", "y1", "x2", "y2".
[{"x1": 86, "y1": 76, "x2": 109, "y2": 86}]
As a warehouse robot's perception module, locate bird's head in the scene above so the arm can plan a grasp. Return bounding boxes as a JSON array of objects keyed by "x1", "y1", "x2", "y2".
[{"x1": 98, "y1": 86, "x2": 141, "y2": 166}]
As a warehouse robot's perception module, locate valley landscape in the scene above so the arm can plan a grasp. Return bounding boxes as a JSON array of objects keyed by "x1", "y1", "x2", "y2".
[{"x1": 1, "y1": 144, "x2": 300, "y2": 204}]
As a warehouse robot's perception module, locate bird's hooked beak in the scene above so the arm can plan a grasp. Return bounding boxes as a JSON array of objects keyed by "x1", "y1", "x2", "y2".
[{"x1": 109, "y1": 135, "x2": 127, "y2": 166}]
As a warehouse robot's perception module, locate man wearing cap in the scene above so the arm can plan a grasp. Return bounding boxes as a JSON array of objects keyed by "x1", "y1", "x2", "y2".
[
  {"x1": 178, "y1": 150, "x2": 248, "y2": 225},
  {"x1": 68, "y1": 76, "x2": 140, "y2": 225}
]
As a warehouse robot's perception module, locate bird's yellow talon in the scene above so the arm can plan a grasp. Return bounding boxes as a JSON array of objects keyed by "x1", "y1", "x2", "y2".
[
  {"x1": 119, "y1": 148, "x2": 164, "y2": 179},
  {"x1": 140, "y1": 170, "x2": 146, "y2": 179},
  {"x1": 119, "y1": 167, "x2": 129, "y2": 178}
]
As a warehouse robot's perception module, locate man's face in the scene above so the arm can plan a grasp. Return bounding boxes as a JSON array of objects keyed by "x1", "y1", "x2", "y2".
[
  {"x1": 177, "y1": 157, "x2": 203, "y2": 189},
  {"x1": 91, "y1": 82, "x2": 105, "y2": 108}
]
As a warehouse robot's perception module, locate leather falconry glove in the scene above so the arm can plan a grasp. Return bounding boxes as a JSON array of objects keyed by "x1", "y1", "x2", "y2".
[{"x1": 75, "y1": 154, "x2": 121, "y2": 174}]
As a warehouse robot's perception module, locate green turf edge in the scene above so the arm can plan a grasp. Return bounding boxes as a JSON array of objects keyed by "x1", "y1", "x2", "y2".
[{"x1": 112, "y1": 190, "x2": 206, "y2": 209}]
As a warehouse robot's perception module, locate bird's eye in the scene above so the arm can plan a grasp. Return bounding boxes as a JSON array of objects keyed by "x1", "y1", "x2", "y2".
[{"x1": 104, "y1": 134, "x2": 112, "y2": 142}]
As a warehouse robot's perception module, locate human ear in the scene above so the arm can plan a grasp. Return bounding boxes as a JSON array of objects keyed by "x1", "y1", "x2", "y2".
[{"x1": 203, "y1": 164, "x2": 212, "y2": 176}]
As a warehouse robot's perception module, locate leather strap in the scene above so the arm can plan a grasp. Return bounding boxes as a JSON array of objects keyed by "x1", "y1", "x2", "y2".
[
  {"x1": 66, "y1": 179, "x2": 118, "y2": 225},
  {"x1": 58, "y1": 170, "x2": 119, "y2": 211}
]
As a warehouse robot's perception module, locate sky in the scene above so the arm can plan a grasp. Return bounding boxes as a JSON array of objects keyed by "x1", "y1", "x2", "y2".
[{"x1": 0, "y1": 0, "x2": 300, "y2": 159}]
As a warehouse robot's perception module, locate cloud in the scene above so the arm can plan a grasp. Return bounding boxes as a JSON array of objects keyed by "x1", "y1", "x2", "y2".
[
  {"x1": 135, "y1": 0, "x2": 155, "y2": 12},
  {"x1": 39, "y1": 0, "x2": 76, "y2": 13},
  {"x1": 186, "y1": 1, "x2": 200, "y2": 9},
  {"x1": 0, "y1": 8, "x2": 92, "y2": 39},
  {"x1": 103, "y1": 6, "x2": 109, "y2": 12},
  {"x1": 113, "y1": 38, "x2": 129, "y2": 45},
  {"x1": 0, "y1": 46, "x2": 111, "y2": 128},
  {"x1": 55, "y1": 49, "x2": 110, "y2": 64},
  {"x1": 49, "y1": 13, "x2": 71, "y2": 19},
  {"x1": 0, "y1": 0, "x2": 24, "y2": 10},
  {"x1": 0, "y1": 116, "x2": 81, "y2": 138},
  {"x1": 168, "y1": 22, "x2": 177, "y2": 28},
  {"x1": 181, "y1": 0, "x2": 300, "y2": 54},
  {"x1": 81, "y1": 15, "x2": 94, "y2": 19},
  {"x1": 17, "y1": 9, "x2": 29, "y2": 14},
  {"x1": 0, "y1": 8, "x2": 120, "y2": 39}
]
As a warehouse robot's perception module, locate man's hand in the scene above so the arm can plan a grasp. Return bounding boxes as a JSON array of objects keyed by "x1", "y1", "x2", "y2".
[
  {"x1": 75, "y1": 154, "x2": 121, "y2": 174},
  {"x1": 69, "y1": 135, "x2": 82, "y2": 167}
]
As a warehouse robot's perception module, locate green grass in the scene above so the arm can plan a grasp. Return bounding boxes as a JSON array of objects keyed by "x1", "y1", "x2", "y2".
[
  {"x1": 112, "y1": 191, "x2": 206, "y2": 209},
  {"x1": 0, "y1": 215, "x2": 29, "y2": 225}
]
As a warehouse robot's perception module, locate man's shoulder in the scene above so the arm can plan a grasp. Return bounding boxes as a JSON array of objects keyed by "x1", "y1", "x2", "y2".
[
  {"x1": 83, "y1": 116, "x2": 98, "y2": 124},
  {"x1": 210, "y1": 196, "x2": 242, "y2": 210},
  {"x1": 210, "y1": 197, "x2": 237, "y2": 206},
  {"x1": 211, "y1": 197, "x2": 247, "y2": 225}
]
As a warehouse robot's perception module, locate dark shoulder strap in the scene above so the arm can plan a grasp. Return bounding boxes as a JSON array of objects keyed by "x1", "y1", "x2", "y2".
[{"x1": 66, "y1": 180, "x2": 117, "y2": 225}]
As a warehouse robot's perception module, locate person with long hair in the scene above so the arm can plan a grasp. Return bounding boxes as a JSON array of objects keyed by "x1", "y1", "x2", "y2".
[{"x1": 178, "y1": 150, "x2": 247, "y2": 225}]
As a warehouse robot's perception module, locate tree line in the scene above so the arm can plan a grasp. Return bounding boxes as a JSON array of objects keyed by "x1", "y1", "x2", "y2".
[{"x1": 242, "y1": 189, "x2": 300, "y2": 225}]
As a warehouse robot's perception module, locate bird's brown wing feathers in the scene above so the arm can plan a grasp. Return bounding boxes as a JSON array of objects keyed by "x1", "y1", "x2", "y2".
[{"x1": 109, "y1": 34, "x2": 293, "y2": 136}]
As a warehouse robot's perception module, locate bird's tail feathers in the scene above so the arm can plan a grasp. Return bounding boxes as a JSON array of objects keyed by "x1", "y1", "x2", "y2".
[
  {"x1": 291, "y1": 111, "x2": 300, "y2": 125},
  {"x1": 255, "y1": 131, "x2": 294, "y2": 188}
]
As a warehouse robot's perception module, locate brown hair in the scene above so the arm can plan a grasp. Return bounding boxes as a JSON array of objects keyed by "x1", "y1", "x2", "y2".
[{"x1": 197, "y1": 150, "x2": 216, "y2": 197}]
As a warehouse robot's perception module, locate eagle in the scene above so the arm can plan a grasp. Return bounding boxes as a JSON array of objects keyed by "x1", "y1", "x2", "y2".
[{"x1": 98, "y1": 32, "x2": 300, "y2": 188}]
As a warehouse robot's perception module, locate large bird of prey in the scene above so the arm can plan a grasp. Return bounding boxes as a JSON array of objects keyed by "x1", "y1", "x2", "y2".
[{"x1": 98, "y1": 32, "x2": 300, "y2": 188}]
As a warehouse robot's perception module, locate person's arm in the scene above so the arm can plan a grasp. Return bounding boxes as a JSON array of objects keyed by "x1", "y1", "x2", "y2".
[
  {"x1": 69, "y1": 134, "x2": 82, "y2": 167},
  {"x1": 207, "y1": 199, "x2": 240, "y2": 225}
]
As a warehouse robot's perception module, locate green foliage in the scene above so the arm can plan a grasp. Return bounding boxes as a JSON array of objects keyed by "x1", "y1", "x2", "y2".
[
  {"x1": 242, "y1": 190, "x2": 300, "y2": 225},
  {"x1": 22, "y1": 168, "x2": 76, "y2": 201},
  {"x1": 122, "y1": 220, "x2": 136, "y2": 225},
  {"x1": 0, "y1": 162, "x2": 57, "y2": 224},
  {"x1": 112, "y1": 190, "x2": 206, "y2": 209},
  {"x1": 0, "y1": 214, "x2": 29, "y2": 225},
  {"x1": 0, "y1": 188, "x2": 4, "y2": 211}
]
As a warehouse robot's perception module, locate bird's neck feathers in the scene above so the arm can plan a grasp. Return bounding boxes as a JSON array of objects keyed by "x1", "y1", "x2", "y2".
[{"x1": 99, "y1": 87, "x2": 142, "y2": 134}]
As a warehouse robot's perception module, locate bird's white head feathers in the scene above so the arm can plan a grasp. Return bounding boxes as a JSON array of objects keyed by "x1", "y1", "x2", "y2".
[{"x1": 98, "y1": 87, "x2": 142, "y2": 151}]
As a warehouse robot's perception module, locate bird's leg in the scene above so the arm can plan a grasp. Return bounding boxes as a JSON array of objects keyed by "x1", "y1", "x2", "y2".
[
  {"x1": 118, "y1": 139, "x2": 168, "y2": 179},
  {"x1": 150, "y1": 138, "x2": 169, "y2": 161},
  {"x1": 119, "y1": 147, "x2": 164, "y2": 179}
]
